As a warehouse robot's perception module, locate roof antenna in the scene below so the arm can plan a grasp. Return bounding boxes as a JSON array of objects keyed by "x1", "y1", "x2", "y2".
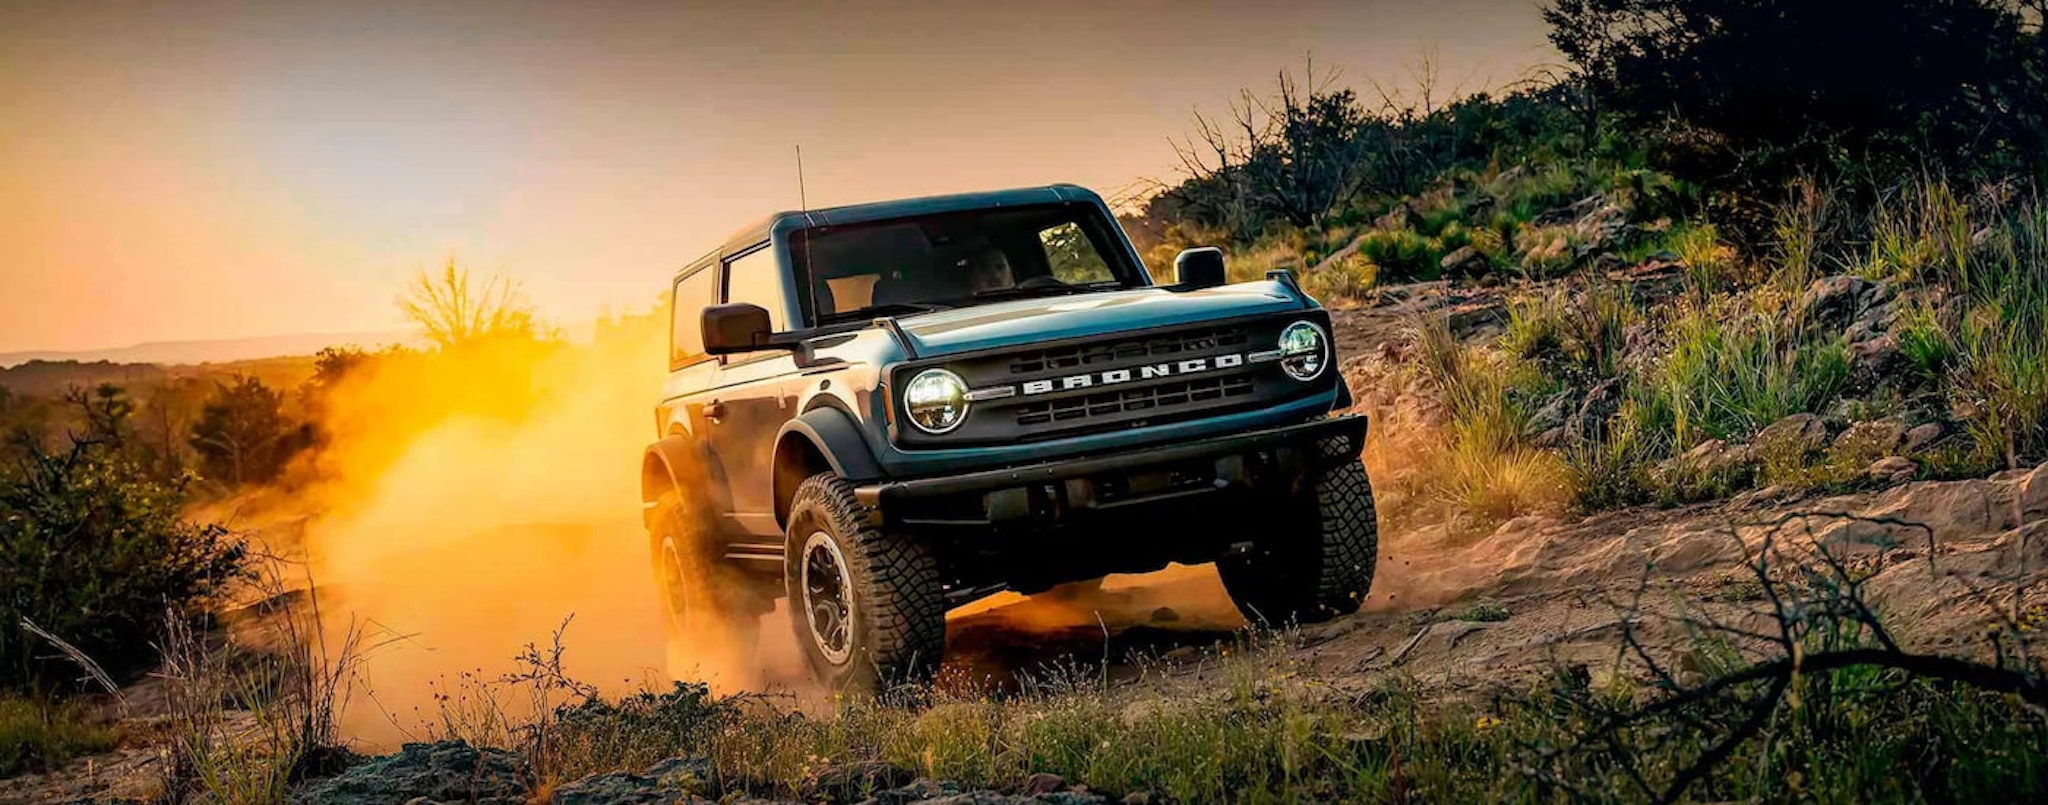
[{"x1": 795, "y1": 144, "x2": 808, "y2": 210}]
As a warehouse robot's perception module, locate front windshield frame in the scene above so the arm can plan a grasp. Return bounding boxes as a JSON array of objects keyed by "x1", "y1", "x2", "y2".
[{"x1": 790, "y1": 202, "x2": 1148, "y2": 327}]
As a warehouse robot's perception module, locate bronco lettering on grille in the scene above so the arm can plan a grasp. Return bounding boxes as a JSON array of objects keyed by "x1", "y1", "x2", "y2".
[{"x1": 1017, "y1": 353, "x2": 1246, "y2": 396}]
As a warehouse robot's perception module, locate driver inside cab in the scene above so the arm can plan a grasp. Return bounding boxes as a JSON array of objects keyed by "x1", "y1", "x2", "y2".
[{"x1": 962, "y1": 246, "x2": 1014, "y2": 295}]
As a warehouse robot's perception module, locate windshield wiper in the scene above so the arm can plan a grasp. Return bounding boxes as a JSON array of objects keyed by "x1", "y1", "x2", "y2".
[
  {"x1": 968, "y1": 285, "x2": 1087, "y2": 301},
  {"x1": 826, "y1": 301, "x2": 949, "y2": 322}
]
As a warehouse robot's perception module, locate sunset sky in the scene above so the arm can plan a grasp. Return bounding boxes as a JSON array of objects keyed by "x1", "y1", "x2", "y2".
[{"x1": 0, "y1": 0, "x2": 1554, "y2": 354}]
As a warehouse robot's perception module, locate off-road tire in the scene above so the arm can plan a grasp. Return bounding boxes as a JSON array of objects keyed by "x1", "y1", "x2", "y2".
[
  {"x1": 648, "y1": 489, "x2": 763, "y2": 678},
  {"x1": 784, "y1": 473, "x2": 946, "y2": 694},
  {"x1": 1217, "y1": 443, "x2": 1378, "y2": 626}
]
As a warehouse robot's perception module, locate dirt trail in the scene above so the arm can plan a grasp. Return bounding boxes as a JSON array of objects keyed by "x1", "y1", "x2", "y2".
[{"x1": 951, "y1": 461, "x2": 2048, "y2": 701}]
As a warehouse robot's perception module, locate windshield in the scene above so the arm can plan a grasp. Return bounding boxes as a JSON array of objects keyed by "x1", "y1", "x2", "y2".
[{"x1": 791, "y1": 203, "x2": 1144, "y2": 325}]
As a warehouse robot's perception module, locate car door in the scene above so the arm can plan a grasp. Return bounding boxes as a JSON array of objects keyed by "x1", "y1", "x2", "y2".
[{"x1": 704, "y1": 241, "x2": 806, "y2": 536}]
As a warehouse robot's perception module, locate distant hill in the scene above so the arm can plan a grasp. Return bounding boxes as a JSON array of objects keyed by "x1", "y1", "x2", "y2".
[
  {"x1": 0, "y1": 330, "x2": 414, "y2": 370},
  {"x1": 0, "y1": 355, "x2": 326, "y2": 399}
]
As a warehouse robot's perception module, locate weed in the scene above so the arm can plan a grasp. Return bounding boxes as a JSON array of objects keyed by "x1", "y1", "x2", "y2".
[{"x1": 1456, "y1": 602, "x2": 1512, "y2": 623}]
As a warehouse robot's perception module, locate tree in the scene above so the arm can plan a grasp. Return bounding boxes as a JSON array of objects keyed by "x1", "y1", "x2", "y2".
[
  {"x1": 188, "y1": 376, "x2": 303, "y2": 487},
  {"x1": 1545, "y1": 0, "x2": 2048, "y2": 195},
  {"x1": 400, "y1": 258, "x2": 538, "y2": 351},
  {"x1": 1171, "y1": 62, "x2": 1375, "y2": 236}
]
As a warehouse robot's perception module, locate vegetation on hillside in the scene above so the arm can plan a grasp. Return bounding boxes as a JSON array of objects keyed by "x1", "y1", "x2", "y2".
[{"x1": 1119, "y1": 0, "x2": 2048, "y2": 533}]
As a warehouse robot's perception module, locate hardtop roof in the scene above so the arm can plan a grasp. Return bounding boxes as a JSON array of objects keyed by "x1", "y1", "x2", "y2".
[{"x1": 700, "y1": 183, "x2": 1104, "y2": 265}]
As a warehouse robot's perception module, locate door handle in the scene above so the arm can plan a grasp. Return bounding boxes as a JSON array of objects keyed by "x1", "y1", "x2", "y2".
[{"x1": 703, "y1": 401, "x2": 726, "y2": 423}]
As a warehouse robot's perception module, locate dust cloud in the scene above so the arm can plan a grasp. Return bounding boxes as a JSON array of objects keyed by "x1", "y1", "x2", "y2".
[
  {"x1": 266, "y1": 308, "x2": 1288, "y2": 746},
  {"x1": 277, "y1": 312, "x2": 776, "y2": 746}
]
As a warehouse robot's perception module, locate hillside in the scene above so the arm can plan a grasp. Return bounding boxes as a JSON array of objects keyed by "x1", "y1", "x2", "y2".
[{"x1": 0, "y1": 330, "x2": 412, "y2": 371}]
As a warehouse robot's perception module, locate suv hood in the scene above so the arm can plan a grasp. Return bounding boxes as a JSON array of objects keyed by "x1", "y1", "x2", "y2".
[{"x1": 891, "y1": 281, "x2": 1310, "y2": 357}]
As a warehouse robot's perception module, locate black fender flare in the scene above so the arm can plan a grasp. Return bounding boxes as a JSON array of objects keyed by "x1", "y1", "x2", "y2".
[
  {"x1": 641, "y1": 435, "x2": 717, "y2": 527},
  {"x1": 772, "y1": 406, "x2": 884, "y2": 527}
]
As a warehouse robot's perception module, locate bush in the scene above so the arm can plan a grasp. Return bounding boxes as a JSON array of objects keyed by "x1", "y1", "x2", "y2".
[
  {"x1": 1356, "y1": 228, "x2": 1441, "y2": 282},
  {"x1": 1300, "y1": 253, "x2": 1377, "y2": 304},
  {"x1": 0, "y1": 695, "x2": 114, "y2": 777},
  {"x1": 0, "y1": 401, "x2": 248, "y2": 692}
]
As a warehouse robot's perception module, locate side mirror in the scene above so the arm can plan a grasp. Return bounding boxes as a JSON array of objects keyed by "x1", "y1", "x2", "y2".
[
  {"x1": 702, "y1": 303, "x2": 778, "y2": 354},
  {"x1": 1174, "y1": 247, "x2": 1227, "y2": 290}
]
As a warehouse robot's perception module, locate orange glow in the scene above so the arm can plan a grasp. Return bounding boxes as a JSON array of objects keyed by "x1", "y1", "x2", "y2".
[{"x1": 0, "y1": 0, "x2": 1552, "y2": 357}]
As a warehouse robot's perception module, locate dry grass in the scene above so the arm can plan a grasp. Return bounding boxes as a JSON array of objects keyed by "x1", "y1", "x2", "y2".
[{"x1": 156, "y1": 564, "x2": 366, "y2": 805}]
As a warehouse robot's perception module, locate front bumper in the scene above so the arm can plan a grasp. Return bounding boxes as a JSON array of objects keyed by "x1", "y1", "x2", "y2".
[{"x1": 853, "y1": 415, "x2": 1367, "y2": 529}]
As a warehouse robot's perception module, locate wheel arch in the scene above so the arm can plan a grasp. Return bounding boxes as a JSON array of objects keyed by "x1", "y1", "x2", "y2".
[{"x1": 772, "y1": 407, "x2": 883, "y2": 530}]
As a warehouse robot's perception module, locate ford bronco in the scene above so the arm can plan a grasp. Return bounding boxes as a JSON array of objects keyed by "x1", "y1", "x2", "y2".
[{"x1": 642, "y1": 184, "x2": 1377, "y2": 692}]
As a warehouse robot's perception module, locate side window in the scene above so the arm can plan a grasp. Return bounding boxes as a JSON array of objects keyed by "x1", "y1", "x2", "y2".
[
  {"x1": 1038, "y1": 222, "x2": 1114, "y2": 284},
  {"x1": 723, "y1": 244, "x2": 788, "y2": 332},
  {"x1": 670, "y1": 267, "x2": 716, "y2": 367}
]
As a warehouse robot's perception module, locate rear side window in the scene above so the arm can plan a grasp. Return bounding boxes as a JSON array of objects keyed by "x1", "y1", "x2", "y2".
[
  {"x1": 670, "y1": 267, "x2": 716, "y2": 367},
  {"x1": 723, "y1": 244, "x2": 788, "y2": 333}
]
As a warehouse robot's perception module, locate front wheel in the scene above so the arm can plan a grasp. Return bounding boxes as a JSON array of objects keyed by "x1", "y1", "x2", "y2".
[
  {"x1": 1217, "y1": 447, "x2": 1379, "y2": 626},
  {"x1": 785, "y1": 473, "x2": 947, "y2": 694}
]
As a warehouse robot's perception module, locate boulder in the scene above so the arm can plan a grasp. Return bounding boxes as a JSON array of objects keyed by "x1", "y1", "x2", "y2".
[
  {"x1": 549, "y1": 757, "x2": 716, "y2": 805},
  {"x1": 1023, "y1": 774, "x2": 1068, "y2": 796},
  {"x1": 294, "y1": 741, "x2": 527, "y2": 805},
  {"x1": 1832, "y1": 417, "x2": 1908, "y2": 457},
  {"x1": 1903, "y1": 422, "x2": 1946, "y2": 453},
  {"x1": 1439, "y1": 245, "x2": 1490, "y2": 277},
  {"x1": 1573, "y1": 378, "x2": 1624, "y2": 441},
  {"x1": 1847, "y1": 334, "x2": 1902, "y2": 384},
  {"x1": 1532, "y1": 194, "x2": 1604, "y2": 227},
  {"x1": 1868, "y1": 456, "x2": 1919, "y2": 485},
  {"x1": 2019, "y1": 462, "x2": 2048, "y2": 520},
  {"x1": 1525, "y1": 392, "x2": 1577, "y2": 439},
  {"x1": 1573, "y1": 205, "x2": 1631, "y2": 252},
  {"x1": 1797, "y1": 276, "x2": 1889, "y2": 332}
]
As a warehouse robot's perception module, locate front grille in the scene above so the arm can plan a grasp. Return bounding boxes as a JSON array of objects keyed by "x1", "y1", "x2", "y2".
[
  {"x1": 1005, "y1": 327, "x2": 1250, "y2": 376},
  {"x1": 890, "y1": 313, "x2": 1330, "y2": 448},
  {"x1": 1016, "y1": 374, "x2": 1255, "y2": 427}
]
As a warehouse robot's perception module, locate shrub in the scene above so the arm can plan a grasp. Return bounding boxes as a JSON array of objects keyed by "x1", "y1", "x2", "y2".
[
  {"x1": 1300, "y1": 253, "x2": 1377, "y2": 304},
  {"x1": 1356, "y1": 228, "x2": 1440, "y2": 282},
  {"x1": 0, "y1": 403, "x2": 248, "y2": 692},
  {"x1": 1865, "y1": 179, "x2": 1974, "y2": 283},
  {"x1": 0, "y1": 695, "x2": 114, "y2": 777},
  {"x1": 1565, "y1": 399, "x2": 1665, "y2": 511},
  {"x1": 1892, "y1": 302, "x2": 1956, "y2": 385},
  {"x1": 1504, "y1": 280, "x2": 1635, "y2": 385}
]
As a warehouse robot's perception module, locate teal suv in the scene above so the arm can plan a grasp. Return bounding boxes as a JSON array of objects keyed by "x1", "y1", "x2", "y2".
[{"x1": 642, "y1": 184, "x2": 1378, "y2": 691}]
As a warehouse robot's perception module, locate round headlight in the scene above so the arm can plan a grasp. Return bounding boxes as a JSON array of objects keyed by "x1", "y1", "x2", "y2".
[
  {"x1": 902, "y1": 368, "x2": 970, "y2": 434},
  {"x1": 1277, "y1": 321, "x2": 1328, "y2": 382}
]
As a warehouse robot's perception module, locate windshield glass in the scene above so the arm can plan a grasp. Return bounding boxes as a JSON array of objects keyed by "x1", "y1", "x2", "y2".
[{"x1": 791, "y1": 203, "x2": 1143, "y2": 325}]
